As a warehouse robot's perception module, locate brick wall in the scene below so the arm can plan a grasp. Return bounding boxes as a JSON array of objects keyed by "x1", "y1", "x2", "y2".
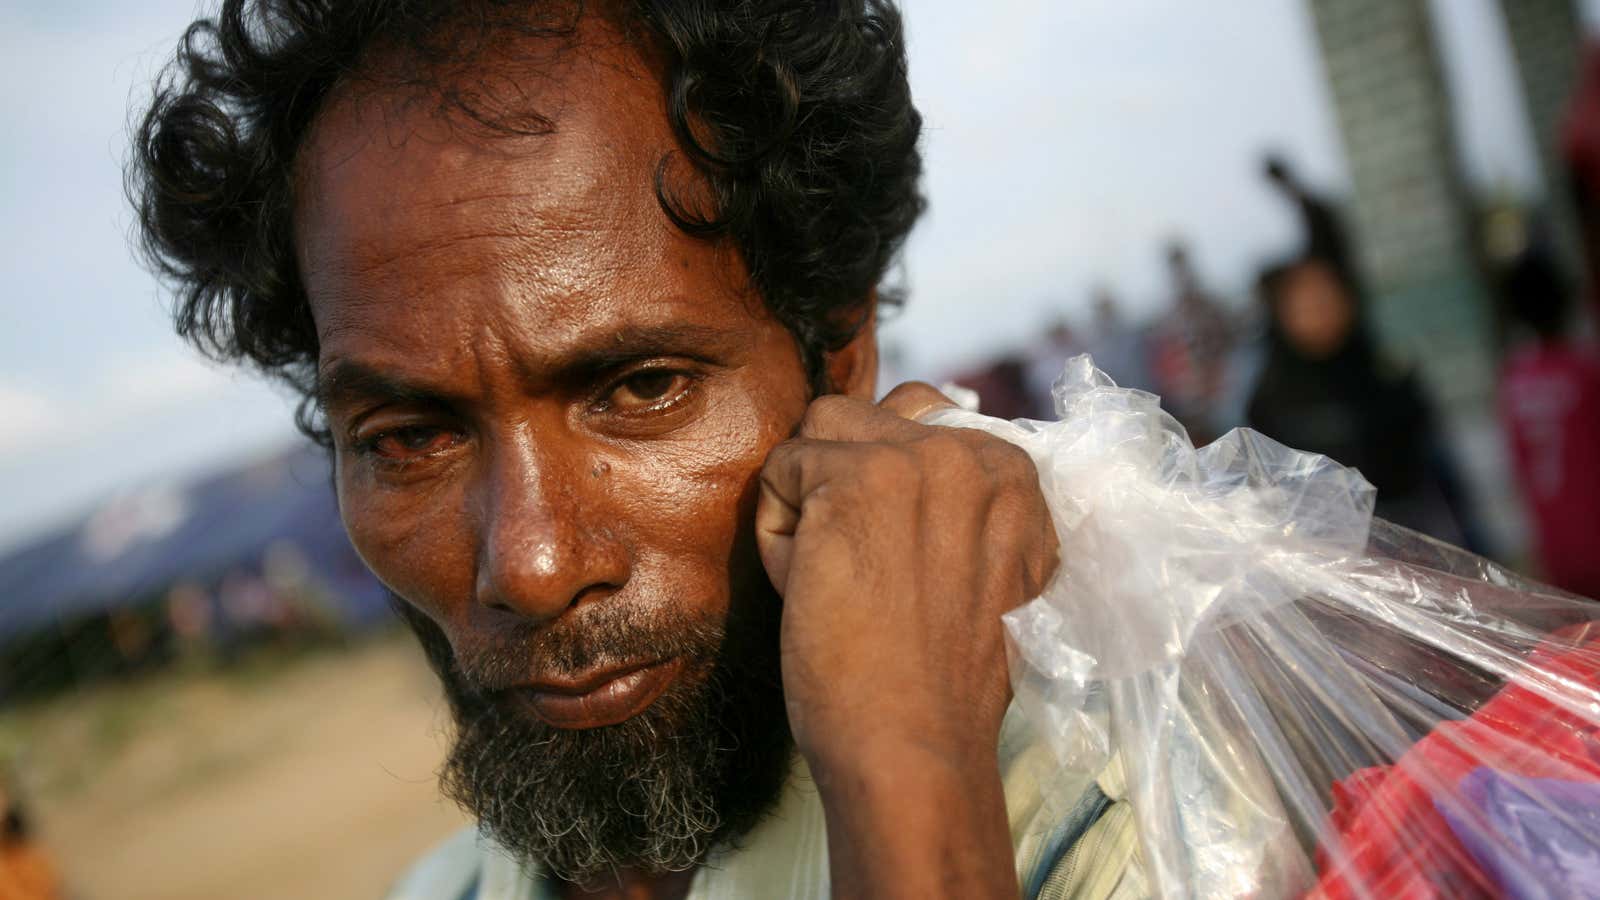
[
  {"x1": 1496, "y1": 0, "x2": 1583, "y2": 266},
  {"x1": 1306, "y1": 0, "x2": 1517, "y2": 551},
  {"x1": 1306, "y1": 0, "x2": 1493, "y2": 407}
]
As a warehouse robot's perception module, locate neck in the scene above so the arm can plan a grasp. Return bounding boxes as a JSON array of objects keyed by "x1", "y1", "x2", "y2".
[{"x1": 558, "y1": 867, "x2": 695, "y2": 900}]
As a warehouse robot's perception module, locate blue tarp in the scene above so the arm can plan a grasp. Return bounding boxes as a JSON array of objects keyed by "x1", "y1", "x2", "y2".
[{"x1": 0, "y1": 444, "x2": 388, "y2": 642}]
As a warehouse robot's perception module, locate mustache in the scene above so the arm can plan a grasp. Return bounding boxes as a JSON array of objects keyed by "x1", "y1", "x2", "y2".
[
  {"x1": 388, "y1": 594, "x2": 735, "y2": 697},
  {"x1": 388, "y1": 586, "x2": 794, "y2": 882}
]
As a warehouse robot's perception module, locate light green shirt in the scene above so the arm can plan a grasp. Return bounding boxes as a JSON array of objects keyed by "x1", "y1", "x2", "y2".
[{"x1": 385, "y1": 708, "x2": 1144, "y2": 900}]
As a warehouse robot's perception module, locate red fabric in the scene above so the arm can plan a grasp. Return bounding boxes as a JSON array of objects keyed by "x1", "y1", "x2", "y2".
[
  {"x1": 1499, "y1": 342, "x2": 1600, "y2": 600},
  {"x1": 1564, "y1": 42, "x2": 1600, "y2": 201},
  {"x1": 1306, "y1": 627, "x2": 1600, "y2": 899},
  {"x1": 1564, "y1": 41, "x2": 1600, "y2": 322}
]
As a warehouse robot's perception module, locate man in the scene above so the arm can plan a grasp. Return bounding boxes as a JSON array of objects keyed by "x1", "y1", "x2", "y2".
[
  {"x1": 0, "y1": 778, "x2": 63, "y2": 900},
  {"x1": 1151, "y1": 242, "x2": 1233, "y2": 442},
  {"x1": 1497, "y1": 249, "x2": 1600, "y2": 600},
  {"x1": 1562, "y1": 40, "x2": 1600, "y2": 324},
  {"x1": 1262, "y1": 154, "x2": 1358, "y2": 293},
  {"x1": 131, "y1": 2, "x2": 1127, "y2": 897}
]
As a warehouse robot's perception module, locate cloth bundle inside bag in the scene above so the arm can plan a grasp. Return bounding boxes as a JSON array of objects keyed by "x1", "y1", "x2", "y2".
[{"x1": 926, "y1": 356, "x2": 1600, "y2": 900}]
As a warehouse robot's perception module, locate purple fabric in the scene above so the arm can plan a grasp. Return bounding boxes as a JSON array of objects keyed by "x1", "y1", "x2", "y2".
[{"x1": 1434, "y1": 767, "x2": 1600, "y2": 900}]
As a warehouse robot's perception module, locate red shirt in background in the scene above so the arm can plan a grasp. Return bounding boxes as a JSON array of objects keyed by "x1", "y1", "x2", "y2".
[
  {"x1": 1563, "y1": 42, "x2": 1600, "y2": 198},
  {"x1": 1499, "y1": 342, "x2": 1600, "y2": 600}
]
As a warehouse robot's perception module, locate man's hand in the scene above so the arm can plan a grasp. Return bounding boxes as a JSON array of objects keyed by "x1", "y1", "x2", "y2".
[{"x1": 756, "y1": 383, "x2": 1059, "y2": 899}]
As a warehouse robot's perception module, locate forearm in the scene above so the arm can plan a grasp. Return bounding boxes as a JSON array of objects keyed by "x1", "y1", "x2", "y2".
[{"x1": 809, "y1": 741, "x2": 1018, "y2": 900}]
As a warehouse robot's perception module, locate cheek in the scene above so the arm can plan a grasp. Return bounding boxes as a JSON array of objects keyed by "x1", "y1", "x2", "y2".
[
  {"x1": 1282, "y1": 297, "x2": 1330, "y2": 351},
  {"x1": 610, "y1": 377, "x2": 805, "y2": 588},
  {"x1": 336, "y1": 461, "x2": 471, "y2": 624},
  {"x1": 1328, "y1": 301, "x2": 1355, "y2": 341}
]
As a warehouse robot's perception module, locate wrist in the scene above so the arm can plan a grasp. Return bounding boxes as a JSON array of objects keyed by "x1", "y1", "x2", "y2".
[
  {"x1": 802, "y1": 732, "x2": 1000, "y2": 791},
  {"x1": 805, "y1": 737, "x2": 1017, "y2": 899}
]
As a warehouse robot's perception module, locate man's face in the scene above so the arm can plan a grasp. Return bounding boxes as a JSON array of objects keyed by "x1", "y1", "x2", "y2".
[
  {"x1": 1278, "y1": 262, "x2": 1355, "y2": 361},
  {"x1": 294, "y1": 27, "x2": 840, "y2": 881}
]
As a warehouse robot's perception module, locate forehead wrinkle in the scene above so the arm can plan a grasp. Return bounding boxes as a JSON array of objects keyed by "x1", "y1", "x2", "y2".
[
  {"x1": 294, "y1": 33, "x2": 687, "y2": 290},
  {"x1": 309, "y1": 186, "x2": 706, "y2": 379},
  {"x1": 296, "y1": 12, "x2": 749, "y2": 404},
  {"x1": 295, "y1": 17, "x2": 658, "y2": 225},
  {"x1": 308, "y1": 108, "x2": 649, "y2": 287},
  {"x1": 318, "y1": 175, "x2": 634, "y2": 314}
]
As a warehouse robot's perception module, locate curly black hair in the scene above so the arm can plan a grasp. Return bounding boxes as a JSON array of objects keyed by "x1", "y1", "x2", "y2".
[{"x1": 130, "y1": 0, "x2": 924, "y2": 441}]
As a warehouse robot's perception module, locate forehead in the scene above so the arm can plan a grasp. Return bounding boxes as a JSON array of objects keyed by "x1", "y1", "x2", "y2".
[
  {"x1": 293, "y1": 21, "x2": 747, "y2": 363},
  {"x1": 1282, "y1": 264, "x2": 1343, "y2": 299}
]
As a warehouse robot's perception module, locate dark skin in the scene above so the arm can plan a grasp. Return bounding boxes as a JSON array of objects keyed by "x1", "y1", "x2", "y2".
[{"x1": 296, "y1": 20, "x2": 1056, "y2": 900}]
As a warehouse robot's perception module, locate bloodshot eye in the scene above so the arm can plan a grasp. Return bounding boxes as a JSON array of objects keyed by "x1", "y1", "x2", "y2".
[{"x1": 366, "y1": 425, "x2": 457, "y2": 460}]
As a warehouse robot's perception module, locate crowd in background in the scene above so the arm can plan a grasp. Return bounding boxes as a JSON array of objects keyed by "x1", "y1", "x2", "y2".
[
  {"x1": 946, "y1": 147, "x2": 1600, "y2": 601},
  {"x1": 4, "y1": 27, "x2": 1600, "y2": 900}
]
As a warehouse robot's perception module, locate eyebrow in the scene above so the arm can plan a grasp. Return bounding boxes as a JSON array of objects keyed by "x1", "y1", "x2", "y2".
[
  {"x1": 316, "y1": 322, "x2": 747, "y2": 413},
  {"x1": 316, "y1": 361, "x2": 462, "y2": 415},
  {"x1": 555, "y1": 323, "x2": 745, "y2": 379}
]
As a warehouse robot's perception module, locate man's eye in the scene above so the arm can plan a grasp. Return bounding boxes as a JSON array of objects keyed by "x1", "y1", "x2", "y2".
[
  {"x1": 605, "y1": 370, "x2": 692, "y2": 411},
  {"x1": 363, "y1": 426, "x2": 457, "y2": 460}
]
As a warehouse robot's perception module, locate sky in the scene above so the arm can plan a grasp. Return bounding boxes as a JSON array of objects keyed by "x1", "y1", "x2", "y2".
[{"x1": 0, "y1": 0, "x2": 1592, "y2": 553}]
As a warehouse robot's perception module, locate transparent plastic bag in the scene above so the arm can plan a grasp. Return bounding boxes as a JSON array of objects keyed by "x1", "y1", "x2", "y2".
[{"x1": 925, "y1": 356, "x2": 1600, "y2": 900}]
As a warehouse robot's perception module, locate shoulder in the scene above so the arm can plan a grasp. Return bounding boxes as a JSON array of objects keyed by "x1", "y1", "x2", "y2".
[
  {"x1": 1370, "y1": 353, "x2": 1434, "y2": 416},
  {"x1": 384, "y1": 827, "x2": 485, "y2": 900},
  {"x1": 1573, "y1": 344, "x2": 1600, "y2": 382},
  {"x1": 1373, "y1": 350, "x2": 1419, "y2": 386}
]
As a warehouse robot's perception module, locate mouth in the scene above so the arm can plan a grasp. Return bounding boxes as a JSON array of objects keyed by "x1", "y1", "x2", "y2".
[{"x1": 513, "y1": 657, "x2": 685, "y2": 729}]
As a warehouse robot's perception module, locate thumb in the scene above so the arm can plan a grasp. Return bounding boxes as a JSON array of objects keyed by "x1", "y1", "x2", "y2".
[
  {"x1": 754, "y1": 441, "x2": 805, "y2": 595},
  {"x1": 878, "y1": 381, "x2": 958, "y2": 423}
]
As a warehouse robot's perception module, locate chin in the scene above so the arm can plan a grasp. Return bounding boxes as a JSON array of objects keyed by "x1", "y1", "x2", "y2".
[{"x1": 387, "y1": 590, "x2": 794, "y2": 880}]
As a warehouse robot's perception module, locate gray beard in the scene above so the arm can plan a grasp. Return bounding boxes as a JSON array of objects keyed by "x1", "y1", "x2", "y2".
[{"x1": 391, "y1": 593, "x2": 792, "y2": 887}]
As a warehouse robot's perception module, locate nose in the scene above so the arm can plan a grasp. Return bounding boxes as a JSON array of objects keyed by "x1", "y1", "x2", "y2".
[{"x1": 473, "y1": 439, "x2": 626, "y2": 623}]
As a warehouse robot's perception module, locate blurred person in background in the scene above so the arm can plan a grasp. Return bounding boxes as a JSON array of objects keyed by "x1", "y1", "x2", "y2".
[
  {"x1": 1564, "y1": 40, "x2": 1600, "y2": 324},
  {"x1": 1085, "y1": 286, "x2": 1152, "y2": 391},
  {"x1": 0, "y1": 777, "x2": 63, "y2": 900},
  {"x1": 1263, "y1": 153, "x2": 1358, "y2": 292},
  {"x1": 1023, "y1": 317, "x2": 1081, "y2": 419},
  {"x1": 946, "y1": 353, "x2": 1034, "y2": 421},
  {"x1": 1246, "y1": 256, "x2": 1477, "y2": 546},
  {"x1": 1497, "y1": 249, "x2": 1600, "y2": 600},
  {"x1": 1150, "y1": 242, "x2": 1234, "y2": 443}
]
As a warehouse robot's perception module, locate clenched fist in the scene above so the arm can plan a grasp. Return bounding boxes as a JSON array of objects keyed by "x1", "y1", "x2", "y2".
[{"x1": 756, "y1": 382, "x2": 1059, "y2": 899}]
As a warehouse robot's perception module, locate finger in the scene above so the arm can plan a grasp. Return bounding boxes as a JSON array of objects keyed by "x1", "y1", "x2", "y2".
[
  {"x1": 755, "y1": 439, "x2": 849, "y2": 532},
  {"x1": 878, "y1": 381, "x2": 958, "y2": 423},
  {"x1": 796, "y1": 393, "x2": 926, "y2": 443},
  {"x1": 755, "y1": 441, "x2": 804, "y2": 533},
  {"x1": 753, "y1": 439, "x2": 859, "y2": 594},
  {"x1": 753, "y1": 481, "x2": 797, "y2": 594}
]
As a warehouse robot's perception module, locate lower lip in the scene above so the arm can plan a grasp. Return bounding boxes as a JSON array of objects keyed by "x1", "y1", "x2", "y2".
[{"x1": 520, "y1": 658, "x2": 683, "y2": 729}]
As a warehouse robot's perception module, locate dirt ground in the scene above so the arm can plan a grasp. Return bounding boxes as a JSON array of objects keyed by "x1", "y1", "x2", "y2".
[{"x1": 7, "y1": 633, "x2": 471, "y2": 900}]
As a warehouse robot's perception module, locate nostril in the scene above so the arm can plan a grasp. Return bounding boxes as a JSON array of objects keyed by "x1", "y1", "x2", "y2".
[
  {"x1": 569, "y1": 582, "x2": 619, "y2": 611},
  {"x1": 471, "y1": 506, "x2": 627, "y2": 622}
]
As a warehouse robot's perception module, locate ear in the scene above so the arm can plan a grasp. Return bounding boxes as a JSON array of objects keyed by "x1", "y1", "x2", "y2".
[{"x1": 824, "y1": 301, "x2": 879, "y2": 399}]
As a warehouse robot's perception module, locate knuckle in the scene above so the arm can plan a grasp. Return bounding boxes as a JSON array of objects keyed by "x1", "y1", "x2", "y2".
[
  {"x1": 908, "y1": 432, "x2": 979, "y2": 490},
  {"x1": 918, "y1": 430, "x2": 976, "y2": 464},
  {"x1": 879, "y1": 381, "x2": 954, "y2": 419},
  {"x1": 856, "y1": 443, "x2": 915, "y2": 488},
  {"x1": 920, "y1": 431, "x2": 1003, "y2": 487},
  {"x1": 761, "y1": 437, "x2": 802, "y2": 472},
  {"x1": 798, "y1": 394, "x2": 857, "y2": 436},
  {"x1": 993, "y1": 441, "x2": 1040, "y2": 486}
]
